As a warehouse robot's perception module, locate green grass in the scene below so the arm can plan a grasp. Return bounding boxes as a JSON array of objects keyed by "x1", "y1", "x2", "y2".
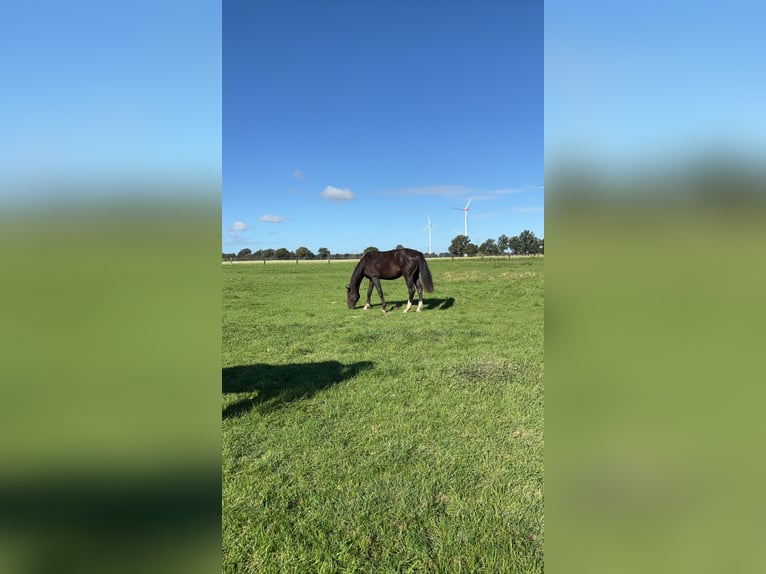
[{"x1": 223, "y1": 257, "x2": 544, "y2": 573}]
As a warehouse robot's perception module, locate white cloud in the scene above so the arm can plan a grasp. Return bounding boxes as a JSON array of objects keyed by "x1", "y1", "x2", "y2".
[
  {"x1": 228, "y1": 220, "x2": 248, "y2": 237},
  {"x1": 320, "y1": 185, "x2": 355, "y2": 202},
  {"x1": 259, "y1": 214, "x2": 285, "y2": 222},
  {"x1": 293, "y1": 169, "x2": 305, "y2": 180}
]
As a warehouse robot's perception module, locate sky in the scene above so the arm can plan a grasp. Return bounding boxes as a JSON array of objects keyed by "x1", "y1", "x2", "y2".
[
  {"x1": 223, "y1": 1, "x2": 543, "y2": 255},
  {"x1": 3, "y1": 1, "x2": 764, "y2": 246},
  {"x1": 545, "y1": 0, "x2": 766, "y2": 176},
  {"x1": 1, "y1": 1, "x2": 221, "y2": 200}
]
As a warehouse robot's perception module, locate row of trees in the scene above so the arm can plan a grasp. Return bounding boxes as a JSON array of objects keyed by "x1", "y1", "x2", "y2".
[
  {"x1": 449, "y1": 230, "x2": 543, "y2": 257},
  {"x1": 223, "y1": 230, "x2": 543, "y2": 261},
  {"x1": 225, "y1": 246, "x2": 329, "y2": 260},
  {"x1": 222, "y1": 246, "x2": 330, "y2": 260}
]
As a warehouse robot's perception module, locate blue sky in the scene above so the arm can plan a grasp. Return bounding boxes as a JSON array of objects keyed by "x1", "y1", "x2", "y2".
[
  {"x1": 1, "y1": 2, "x2": 220, "y2": 199},
  {"x1": 4, "y1": 1, "x2": 764, "y2": 245},
  {"x1": 223, "y1": 1, "x2": 543, "y2": 255},
  {"x1": 545, "y1": 0, "x2": 766, "y2": 175}
]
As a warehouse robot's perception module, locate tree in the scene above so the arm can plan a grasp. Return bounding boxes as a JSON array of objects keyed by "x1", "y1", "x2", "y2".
[
  {"x1": 395, "y1": 244, "x2": 405, "y2": 250},
  {"x1": 508, "y1": 235, "x2": 523, "y2": 255},
  {"x1": 498, "y1": 234, "x2": 510, "y2": 254},
  {"x1": 363, "y1": 246, "x2": 379, "y2": 255},
  {"x1": 274, "y1": 247, "x2": 291, "y2": 259},
  {"x1": 295, "y1": 246, "x2": 314, "y2": 259},
  {"x1": 317, "y1": 247, "x2": 330, "y2": 259},
  {"x1": 507, "y1": 230, "x2": 542, "y2": 255},
  {"x1": 479, "y1": 238, "x2": 500, "y2": 256},
  {"x1": 519, "y1": 230, "x2": 540, "y2": 254},
  {"x1": 237, "y1": 248, "x2": 252, "y2": 258},
  {"x1": 449, "y1": 235, "x2": 469, "y2": 256},
  {"x1": 261, "y1": 248, "x2": 274, "y2": 259},
  {"x1": 448, "y1": 235, "x2": 477, "y2": 256}
]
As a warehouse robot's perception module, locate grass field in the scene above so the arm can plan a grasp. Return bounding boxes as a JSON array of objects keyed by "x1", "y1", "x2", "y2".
[{"x1": 222, "y1": 256, "x2": 544, "y2": 573}]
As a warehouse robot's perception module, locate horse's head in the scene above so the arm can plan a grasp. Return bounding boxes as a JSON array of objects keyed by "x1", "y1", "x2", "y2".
[{"x1": 346, "y1": 284, "x2": 359, "y2": 309}]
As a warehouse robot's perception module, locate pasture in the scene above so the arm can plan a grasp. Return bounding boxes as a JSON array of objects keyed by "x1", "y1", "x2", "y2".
[{"x1": 222, "y1": 256, "x2": 544, "y2": 573}]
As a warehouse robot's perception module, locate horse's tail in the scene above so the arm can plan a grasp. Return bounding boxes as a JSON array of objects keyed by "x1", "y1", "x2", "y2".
[{"x1": 419, "y1": 254, "x2": 434, "y2": 293}]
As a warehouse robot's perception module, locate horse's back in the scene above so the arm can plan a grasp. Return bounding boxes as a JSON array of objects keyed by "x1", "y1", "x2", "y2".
[
  {"x1": 362, "y1": 248, "x2": 422, "y2": 279},
  {"x1": 393, "y1": 249, "x2": 423, "y2": 276}
]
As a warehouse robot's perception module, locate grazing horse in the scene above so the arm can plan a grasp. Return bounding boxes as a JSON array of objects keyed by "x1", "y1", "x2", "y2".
[{"x1": 346, "y1": 248, "x2": 434, "y2": 313}]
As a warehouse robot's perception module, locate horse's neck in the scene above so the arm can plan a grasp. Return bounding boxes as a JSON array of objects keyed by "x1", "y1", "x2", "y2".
[{"x1": 350, "y1": 262, "x2": 365, "y2": 292}]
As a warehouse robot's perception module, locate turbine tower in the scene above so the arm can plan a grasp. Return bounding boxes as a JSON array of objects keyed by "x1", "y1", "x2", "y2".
[
  {"x1": 451, "y1": 196, "x2": 473, "y2": 237},
  {"x1": 422, "y1": 215, "x2": 433, "y2": 255}
]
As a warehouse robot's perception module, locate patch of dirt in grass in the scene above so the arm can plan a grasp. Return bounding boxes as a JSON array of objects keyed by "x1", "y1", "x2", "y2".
[
  {"x1": 446, "y1": 358, "x2": 520, "y2": 383},
  {"x1": 500, "y1": 271, "x2": 540, "y2": 280},
  {"x1": 441, "y1": 271, "x2": 482, "y2": 282}
]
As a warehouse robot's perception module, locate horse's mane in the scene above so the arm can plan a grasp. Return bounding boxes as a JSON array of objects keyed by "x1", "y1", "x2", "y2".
[{"x1": 349, "y1": 255, "x2": 368, "y2": 292}]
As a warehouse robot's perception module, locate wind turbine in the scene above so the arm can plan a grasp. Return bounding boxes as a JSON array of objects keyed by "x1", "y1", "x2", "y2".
[
  {"x1": 422, "y1": 215, "x2": 434, "y2": 255},
  {"x1": 451, "y1": 196, "x2": 473, "y2": 237}
]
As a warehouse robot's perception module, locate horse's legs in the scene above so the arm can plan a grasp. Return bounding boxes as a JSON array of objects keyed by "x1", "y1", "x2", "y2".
[
  {"x1": 403, "y1": 277, "x2": 416, "y2": 313},
  {"x1": 415, "y1": 278, "x2": 424, "y2": 312},
  {"x1": 363, "y1": 280, "x2": 374, "y2": 310},
  {"x1": 371, "y1": 278, "x2": 387, "y2": 313}
]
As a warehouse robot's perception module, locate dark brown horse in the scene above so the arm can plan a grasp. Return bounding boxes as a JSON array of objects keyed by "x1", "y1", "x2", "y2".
[{"x1": 346, "y1": 248, "x2": 434, "y2": 313}]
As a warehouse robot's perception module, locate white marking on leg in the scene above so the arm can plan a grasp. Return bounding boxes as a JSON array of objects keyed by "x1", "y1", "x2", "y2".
[
  {"x1": 363, "y1": 303, "x2": 370, "y2": 310},
  {"x1": 417, "y1": 300, "x2": 423, "y2": 312},
  {"x1": 404, "y1": 300, "x2": 412, "y2": 313}
]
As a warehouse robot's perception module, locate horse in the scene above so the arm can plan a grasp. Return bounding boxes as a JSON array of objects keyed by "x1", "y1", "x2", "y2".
[{"x1": 346, "y1": 248, "x2": 434, "y2": 313}]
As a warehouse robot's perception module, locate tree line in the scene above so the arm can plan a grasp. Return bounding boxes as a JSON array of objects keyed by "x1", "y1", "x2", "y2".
[
  {"x1": 449, "y1": 230, "x2": 543, "y2": 257},
  {"x1": 223, "y1": 230, "x2": 543, "y2": 261}
]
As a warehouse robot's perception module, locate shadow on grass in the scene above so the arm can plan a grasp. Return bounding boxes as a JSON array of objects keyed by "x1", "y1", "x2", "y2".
[
  {"x1": 361, "y1": 297, "x2": 455, "y2": 311},
  {"x1": 0, "y1": 466, "x2": 220, "y2": 573},
  {"x1": 429, "y1": 297, "x2": 455, "y2": 310},
  {"x1": 222, "y1": 360, "x2": 373, "y2": 419}
]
